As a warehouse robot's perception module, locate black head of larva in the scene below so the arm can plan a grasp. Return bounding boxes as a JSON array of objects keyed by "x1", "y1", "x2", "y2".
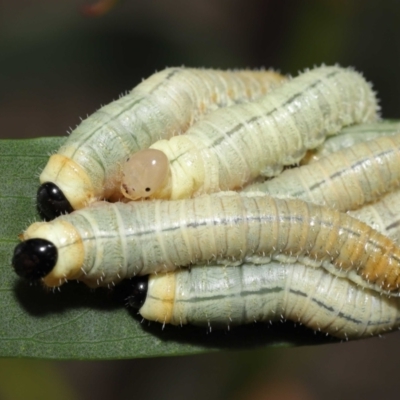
[
  {"x1": 37, "y1": 182, "x2": 74, "y2": 221},
  {"x1": 12, "y1": 238, "x2": 58, "y2": 281},
  {"x1": 126, "y1": 275, "x2": 149, "y2": 309}
]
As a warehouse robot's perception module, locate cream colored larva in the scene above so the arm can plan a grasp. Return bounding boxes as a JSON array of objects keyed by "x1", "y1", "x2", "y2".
[
  {"x1": 244, "y1": 133, "x2": 400, "y2": 211},
  {"x1": 349, "y1": 190, "x2": 400, "y2": 243},
  {"x1": 120, "y1": 65, "x2": 379, "y2": 201},
  {"x1": 12, "y1": 192, "x2": 400, "y2": 295},
  {"x1": 129, "y1": 262, "x2": 400, "y2": 339},
  {"x1": 37, "y1": 67, "x2": 285, "y2": 219},
  {"x1": 304, "y1": 121, "x2": 400, "y2": 163}
]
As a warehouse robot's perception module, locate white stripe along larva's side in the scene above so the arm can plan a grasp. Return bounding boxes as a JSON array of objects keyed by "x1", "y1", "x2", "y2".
[
  {"x1": 39, "y1": 67, "x2": 285, "y2": 213},
  {"x1": 18, "y1": 192, "x2": 400, "y2": 295},
  {"x1": 244, "y1": 133, "x2": 400, "y2": 211},
  {"x1": 136, "y1": 262, "x2": 400, "y2": 339},
  {"x1": 304, "y1": 121, "x2": 400, "y2": 163},
  {"x1": 127, "y1": 66, "x2": 379, "y2": 200}
]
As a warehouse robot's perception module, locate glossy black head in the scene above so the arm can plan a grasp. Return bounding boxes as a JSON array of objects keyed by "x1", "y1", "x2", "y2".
[
  {"x1": 37, "y1": 182, "x2": 74, "y2": 221},
  {"x1": 12, "y1": 238, "x2": 58, "y2": 281},
  {"x1": 126, "y1": 276, "x2": 149, "y2": 309}
]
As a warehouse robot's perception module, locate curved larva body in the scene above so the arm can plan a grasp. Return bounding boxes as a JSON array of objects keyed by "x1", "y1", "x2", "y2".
[
  {"x1": 244, "y1": 134, "x2": 400, "y2": 211},
  {"x1": 21, "y1": 192, "x2": 400, "y2": 294},
  {"x1": 40, "y1": 67, "x2": 285, "y2": 210},
  {"x1": 305, "y1": 121, "x2": 400, "y2": 163},
  {"x1": 349, "y1": 190, "x2": 400, "y2": 243},
  {"x1": 143, "y1": 66, "x2": 378, "y2": 200},
  {"x1": 139, "y1": 262, "x2": 400, "y2": 339}
]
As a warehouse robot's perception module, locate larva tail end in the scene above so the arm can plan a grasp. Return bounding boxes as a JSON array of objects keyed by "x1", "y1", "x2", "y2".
[
  {"x1": 37, "y1": 182, "x2": 74, "y2": 221},
  {"x1": 126, "y1": 275, "x2": 149, "y2": 309},
  {"x1": 12, "y1": 238, "x2": 58, "y2": 281}
]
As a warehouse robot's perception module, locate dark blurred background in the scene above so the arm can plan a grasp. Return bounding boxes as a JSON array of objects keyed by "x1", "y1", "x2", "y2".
[{"x1": 1, "y1": 0, "x2": 400, "y2": 399}]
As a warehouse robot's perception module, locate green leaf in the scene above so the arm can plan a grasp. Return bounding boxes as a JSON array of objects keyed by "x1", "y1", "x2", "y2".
[{"x1": 0, "y1": 138, "x2": 334, "y2": 360}]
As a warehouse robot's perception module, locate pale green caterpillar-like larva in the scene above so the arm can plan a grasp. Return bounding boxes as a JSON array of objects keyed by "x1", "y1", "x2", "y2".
[
  {"x1": 303, "y1": 121, "x2": 400, "y2": 164},
  {"x1": 120, "y1": 65, "x2": 379, "y2": 201},
  {"x1": 244, "y1": 133, "x2": 400, "y2": 211},
  {"x1": 12, "y1": 192, "x2": 400, "y2": 296},
  {"x1": 38, "y1": 67, "x2": 285, "y2": 219},
  {"x1": 129, "y1": 262, "x2": 400, "y2": 339}
]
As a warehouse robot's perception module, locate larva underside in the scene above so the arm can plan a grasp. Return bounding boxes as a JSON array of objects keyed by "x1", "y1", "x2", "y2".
[
  {"x1": 22, "y1": 192, "x2": 400, "y2": 295},
  {"x1": 244, "y1": 133, "x2": 400, "y2": 212},
  {"x1": 138, "y1": 262, "x2": 400, "y2": 339},
  {"x1": 39, "y1": 67, "x2": 285, "y2": 210},
  {"x1": 145, "y1": 66, "x2": 378, "y2": 200}
]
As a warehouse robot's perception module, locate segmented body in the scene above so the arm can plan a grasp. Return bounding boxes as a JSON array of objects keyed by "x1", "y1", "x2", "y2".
[
  {"x1": 139, "y1": 262, "x2": 400, "y2": 339},
  {"x1": 22, "y1": 192, "x2": 400, "y2": 294},
  {"x1": 349, "y1": 190, "x2": 400, "y2": 243},
  {"x1": 305, "y1": 121, "x2": 400, "y2": 163},
  {"x1": 40, "y1": 67, "x2": 284, "y2": 210},
  {"x1": 143, "y1": 66, "x2": 378, "y2": 200},
  {"x1": 244, "y1": 134, "x2": 400, "y2": 211}
]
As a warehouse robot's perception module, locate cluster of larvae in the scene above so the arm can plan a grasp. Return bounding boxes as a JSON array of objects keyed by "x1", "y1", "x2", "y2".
[{"x1": 12, "y1": 65, "x2": 400, "y2": 340}]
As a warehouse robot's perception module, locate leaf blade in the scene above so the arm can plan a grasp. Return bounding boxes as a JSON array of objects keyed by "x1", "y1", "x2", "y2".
[{"x1": 0, "y1": 137, "x2": 333, "y2": 360}]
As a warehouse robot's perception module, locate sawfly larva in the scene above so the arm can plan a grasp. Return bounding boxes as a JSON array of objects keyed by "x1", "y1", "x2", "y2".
[
  {"x1": 120, "y1": 65, "x2": 378, "y2": 201},
  {"x1": 304, "y1": 121, "x2": 400, "y2": 164},
  {"x1": 37, "y1": 67, "x2": 284, "y2": 219},
  {"x1": 349, "y1": 190, "x2": 400, "y2": 243},
  {"x1": 244, "y1": 133, "x2": 400, "y2": 211},
  {"x1": 127, "y1": 262, "x2": 400, "y2": 339},
  {"x1": 12, "y1": 192, "x2": 400, "y2": 295}
]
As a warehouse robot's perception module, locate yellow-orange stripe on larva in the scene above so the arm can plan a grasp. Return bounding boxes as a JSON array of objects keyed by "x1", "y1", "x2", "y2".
[
  {"x1": 39, "y1": 67, "x2": 285, "y2": 210},
  {"x1": 20, "y1": 192, "x2": 400, "y2": 295},
  {"x1": 139, "y1": 262, "x2": 400, "y2": 339},
  {"x1": 129, "y1": 66, "x2": 379, "y2": 200},
  {"x1": 244, "y1": 133, "x2": 400, "y2": 211}
]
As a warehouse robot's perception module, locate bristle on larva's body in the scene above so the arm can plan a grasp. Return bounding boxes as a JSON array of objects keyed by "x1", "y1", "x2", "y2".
[
  {"x1": 126, "y1": 66, "x2": 379, "y2": 200},
  {"x1": 21, "y1": 192, "x2": 400, "y2": 295},
  {"x1": 40, "y1": 67, "x2": 285, "y2": 210},
  {"x1": 138, "y1": 262, "x2": 400, "y2": 339},
  {"x1": 303, "y1": 121, "x2": 400, "y2": 163},
  {"x1": 244, "y1": 133, "x2": 400, "y2": 211}
]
